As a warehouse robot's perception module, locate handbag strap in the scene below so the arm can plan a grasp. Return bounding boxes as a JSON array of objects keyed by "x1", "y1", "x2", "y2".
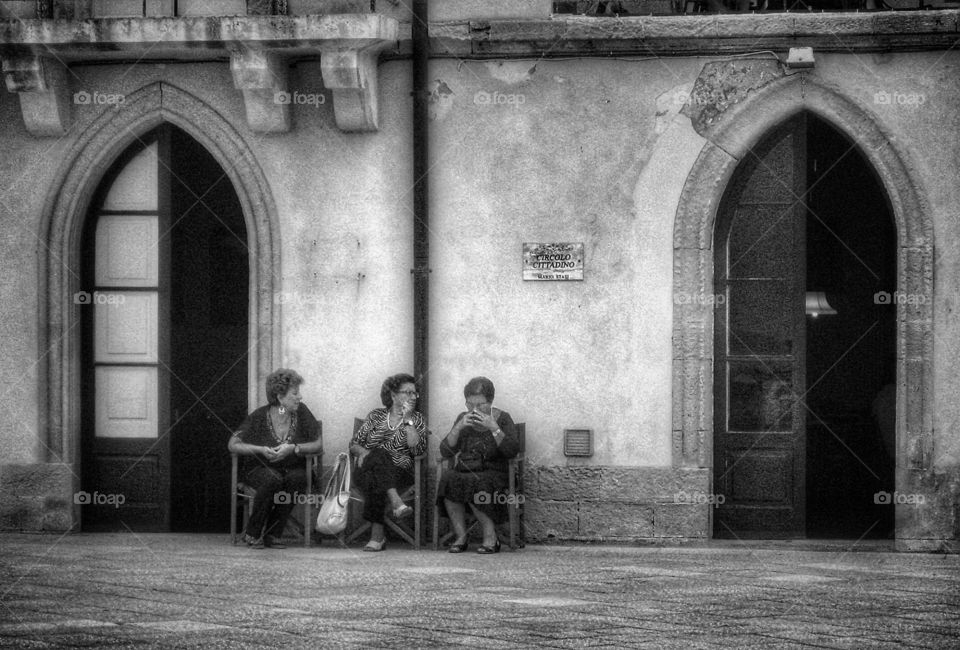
[
  {"x1": 323, "y1": 452, "x2": 349, "y2": 498},
  {"x1": 338, "y1": 452, "x2": 351, "y2": 494}
]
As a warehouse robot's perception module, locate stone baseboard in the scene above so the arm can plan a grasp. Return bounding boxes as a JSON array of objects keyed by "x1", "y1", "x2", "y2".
[
  {"x1": 0, "y1": 463, "x2": 77, "y2": 532},
  {"x1": 523, "y1": 465, "x2": 711, "y2": 542}
]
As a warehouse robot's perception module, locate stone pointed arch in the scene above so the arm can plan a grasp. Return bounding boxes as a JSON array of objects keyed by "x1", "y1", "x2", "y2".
[
  {"x1": 38, "y1": 81, "x2": 280, "y2": 464},
  {"x1": 672, "y1": 74, "x2": 933, "y2": 546}
]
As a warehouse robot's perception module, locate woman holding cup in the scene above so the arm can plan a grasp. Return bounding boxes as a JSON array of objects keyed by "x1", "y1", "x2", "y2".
[
  {"x1": 350, "y1": 373, "x2": 428, "y2": 552},
  {"x1": 436, "y1": 376, "x2": 520, "y2": 554}
]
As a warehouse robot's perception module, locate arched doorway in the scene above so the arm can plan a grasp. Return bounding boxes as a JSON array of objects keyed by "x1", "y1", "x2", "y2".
[
  {"x1": 78, "y1": 125, "x2": 249, "y2": 532},
  {"x1": 672, "y1": 77, "x2": 933, "y2": 548},
  {"x1": 38, "y1": 83, "x2": 281, "y2": 534},
  {"x1": 712, "y1": 112, "x2": 896, "y2": 539}
]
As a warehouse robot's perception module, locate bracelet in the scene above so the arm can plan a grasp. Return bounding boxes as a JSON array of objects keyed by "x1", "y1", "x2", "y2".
[{"x1": 294, "y1": 444, "x2": 301, "y2": 456}]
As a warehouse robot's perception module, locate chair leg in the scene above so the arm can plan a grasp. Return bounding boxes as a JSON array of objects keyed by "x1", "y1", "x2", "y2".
[
  {"x1": 413, "y1": 484, "x2": 421, "y2": 551},
  {"x1": 303, "y1": 500, "x2": 311, "y2": 548},
  {"x1": 345, "y1": 521, "x2": 371, "y2": 544},
  {"x1": 230, "y1": 458, "x2": 239, "y2": 544}
]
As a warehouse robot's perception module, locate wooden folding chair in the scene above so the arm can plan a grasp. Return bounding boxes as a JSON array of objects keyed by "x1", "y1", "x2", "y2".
[
  {"x1": 433, "y1": 423, "x2": 525, "y2": 550},
  {"x1": 342, "y1": 417, "x2": 427, "y2": 549},
  {"x1": 230, "y1": 446, "x2": 322, "y2": 548}
]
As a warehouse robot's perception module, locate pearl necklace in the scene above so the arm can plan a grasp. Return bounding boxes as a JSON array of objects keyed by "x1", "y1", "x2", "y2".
[{"x1": 387, "y1": 410, "x2": 406, "y2": 430}]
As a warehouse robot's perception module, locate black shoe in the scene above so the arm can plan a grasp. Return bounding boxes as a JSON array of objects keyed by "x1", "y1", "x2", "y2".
[
  {"x1": 263, "y1": 536, "x2": 286, "y2": 549},
  {"x1": 243, "y1": 534, "x2": 264, "y2": 549},
  {"x1": 448, "y1": 541, "x2": 468, "y2": 553},
  {"x1": 476, "y1": 540, "x2": 501, "y2": 554}
]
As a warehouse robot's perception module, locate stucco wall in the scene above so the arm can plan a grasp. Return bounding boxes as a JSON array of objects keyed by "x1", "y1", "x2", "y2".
[
  {"x1": 0, "y1": 80, "x2": 67, "y2": 464},
  {"x1": 425, "y1": 58, "x2": 706, "y2": 469}
]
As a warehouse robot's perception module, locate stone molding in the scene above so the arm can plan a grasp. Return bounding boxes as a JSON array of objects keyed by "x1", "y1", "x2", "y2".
[
  {"x1": 229, "y1": 46, "x2": 290, "y2": 132},
  {"x1": 320, "y1": 46, "x2": 382, "y2": 131},
  {"x1": 0, "y1": 13, "x2": 399, "y2": 133},
  {"x1": 1, "y1": 54, "x2": 70, "y2": 135},
  {"x1": 37, "y1": 81, "x2": 281, "y2": 465},
  {"x1": 671, "y1": 71, "x2": 936, "y2": 546},
  {"x1": 430, "y1": 10, "x2": 960, "y2": 57}
]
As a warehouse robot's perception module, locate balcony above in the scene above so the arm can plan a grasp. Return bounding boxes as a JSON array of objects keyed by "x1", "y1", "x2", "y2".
[{"x1": 0, "y1": 13, "x2": 399, "y2": 135}]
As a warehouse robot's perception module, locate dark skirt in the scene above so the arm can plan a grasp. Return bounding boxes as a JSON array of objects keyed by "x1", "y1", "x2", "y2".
[
  {"x1": 436, "y1": 467, "x2": 510, "y2": 524},
  {"x1": 353, "y1": 447, "x2": 414, "y2": 524}
]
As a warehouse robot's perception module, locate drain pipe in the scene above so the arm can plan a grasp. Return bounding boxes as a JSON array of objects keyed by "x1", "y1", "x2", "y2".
[{"x1": 411, "y1": 0, "x2": 430, "y2": 414}]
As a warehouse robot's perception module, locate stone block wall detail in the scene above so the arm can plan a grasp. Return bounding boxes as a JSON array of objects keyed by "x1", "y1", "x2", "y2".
[
  {"x1": 523, "y1": 466, "x2": 710, "y2": 542},
  {"x1": 0, "y1": 464, "x2": 76, "y2": 532}
]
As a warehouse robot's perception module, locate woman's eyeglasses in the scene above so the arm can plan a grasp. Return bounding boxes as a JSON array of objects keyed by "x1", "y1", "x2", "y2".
[{"x1": 396, "y1": 390, "x2": 419, "y2": 397}]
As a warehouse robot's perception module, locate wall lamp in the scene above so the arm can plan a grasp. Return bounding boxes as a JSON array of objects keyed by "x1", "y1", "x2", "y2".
[
  {"x1": 805, "y1": 291, "x2": 837, "y2": 318},
  {"x1": 785, "y1": 47, "x2": 815, "y2": 69}
]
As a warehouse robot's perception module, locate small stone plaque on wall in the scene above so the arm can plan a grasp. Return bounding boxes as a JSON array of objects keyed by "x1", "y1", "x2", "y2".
[{"x1": 523, "y1": 242, "x2": 584, "y2": 281}]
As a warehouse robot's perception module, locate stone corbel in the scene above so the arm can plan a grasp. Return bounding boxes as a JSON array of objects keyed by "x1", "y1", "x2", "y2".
[
  {"x1": 2, "y1": 55, "x2": 71, "y2": 137},
  {"x1": 229, "y1": 47, "x2": 290, "y2": 133},
  {"x1": 320, "y1": 46, "x2": 382, "y2": 132}
]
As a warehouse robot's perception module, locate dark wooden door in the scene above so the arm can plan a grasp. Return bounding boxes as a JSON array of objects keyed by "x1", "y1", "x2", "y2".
[
  {"x1": 80, "y1": 130, "x2": 172, "y2": 531},
  {"x1": 714, "y1": 116, "x2": 807, "y2": 538}
]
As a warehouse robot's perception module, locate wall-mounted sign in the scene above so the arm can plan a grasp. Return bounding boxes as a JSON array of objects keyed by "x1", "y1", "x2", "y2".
[{"x1": 523, "y1": 242, "x2": 584, "y2": 281}]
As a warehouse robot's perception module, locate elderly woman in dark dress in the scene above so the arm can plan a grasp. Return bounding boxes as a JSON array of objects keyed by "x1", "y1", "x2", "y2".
[
  {"x1": 437, "y1": 377, "x2": 520, "y2": 554},
  {"x1": 228, "y1": 369, "x2": 323, "y2": 549},
  {"x1": 350, "y1": 373, "x2": 429, "y2": 552}
]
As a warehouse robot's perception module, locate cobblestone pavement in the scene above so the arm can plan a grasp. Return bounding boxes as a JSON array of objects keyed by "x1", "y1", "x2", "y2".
[{"x1": 0, "y1": 533, "x2": 958, "y2": 648}]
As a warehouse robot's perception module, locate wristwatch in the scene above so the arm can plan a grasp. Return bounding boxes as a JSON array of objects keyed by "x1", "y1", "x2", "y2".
[{"x1": 293, "y1": 444, "x2": 301, "y2": 456}]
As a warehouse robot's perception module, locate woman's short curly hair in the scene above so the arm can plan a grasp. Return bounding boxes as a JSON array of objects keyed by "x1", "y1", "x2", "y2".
[
  {"x1": 463, "y1": 376, "x2": 495, "y2": 402},
  {"x1": 265, "y1": 368, "x2": 303, "y2": 406},
  {"x1": 380, "y1": 373, "x2": 417, "y2": 408}
]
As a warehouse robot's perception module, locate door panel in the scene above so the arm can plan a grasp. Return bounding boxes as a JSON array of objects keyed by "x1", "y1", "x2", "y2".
[
  {"x1": 82, "y1": 136, "x2": 170, "y2": 532},
  {"x1": 95, "y1": 215, "x2": 159, "y2": 286},
  {"x1": 94, "y1": 292, "x2": 159, "y2": 362},
  {"x1": 101, "y1": 144, "x2": 159, "y2": 211},
  {"x1": 714, "y1": 118, "x2": 807, "y2": 539},
  {"x1": 94, "y1": 367, "x2": 159, "y2": 439}
]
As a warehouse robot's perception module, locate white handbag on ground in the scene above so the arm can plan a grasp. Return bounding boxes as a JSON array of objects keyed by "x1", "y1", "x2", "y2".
[{"x1": 315, "y1": 452, "x2": 351, "y2": 535}]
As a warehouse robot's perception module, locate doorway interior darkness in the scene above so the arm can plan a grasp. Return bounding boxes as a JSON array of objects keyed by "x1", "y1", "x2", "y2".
[
  {"x1": 804, "y1": 115, "x2": 896, "y2": 539},
  {"x1": 80, "y1": 124, "x2": 249, "y2": 533},
  {"x1": 713, "y1": 112, "x2": 896, "y2": 540}
]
